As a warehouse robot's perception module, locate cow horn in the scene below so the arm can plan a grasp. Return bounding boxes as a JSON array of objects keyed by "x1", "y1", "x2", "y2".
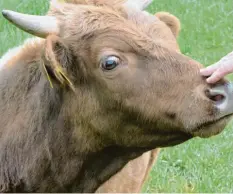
[
  {"x1": 2, "y1": 10, "x2": 59, "y2": 38},
  {"x1": 124, "y1": 0, "x2": 153, "y2": 10}
]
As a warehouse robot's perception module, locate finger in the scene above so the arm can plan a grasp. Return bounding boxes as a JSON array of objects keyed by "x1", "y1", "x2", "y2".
[
  {"x1": 206, "y1": 69, "x2": 228, "y2": 83},
  {"x1": 200, "y1": 62, "x2": 220, "y2": 76}
]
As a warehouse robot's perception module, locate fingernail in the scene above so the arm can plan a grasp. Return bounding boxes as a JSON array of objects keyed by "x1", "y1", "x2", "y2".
[
  {"x1": 200, "y1": 69, "x2": 207, "y2": 75},
  {"x1": 206, "y1": 78, "x2": 214, "y2": 84}
]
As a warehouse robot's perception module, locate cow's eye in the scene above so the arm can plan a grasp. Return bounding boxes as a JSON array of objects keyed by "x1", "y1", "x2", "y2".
[{"x1": 101, "y1": 56, "x2": 120, "y2": 71}]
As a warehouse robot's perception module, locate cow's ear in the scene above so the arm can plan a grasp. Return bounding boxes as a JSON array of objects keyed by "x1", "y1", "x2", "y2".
[
  {"x1": 41, "y1": 35, "x2": 75, "y2": 91},
  {"x1": 155, "y1": 12, "x2": 181, "y2": 38}
]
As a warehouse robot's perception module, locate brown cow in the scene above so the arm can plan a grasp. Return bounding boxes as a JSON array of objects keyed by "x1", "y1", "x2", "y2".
[{"x1": 1, "y1": 0, "x2": 233, "y2": 192}]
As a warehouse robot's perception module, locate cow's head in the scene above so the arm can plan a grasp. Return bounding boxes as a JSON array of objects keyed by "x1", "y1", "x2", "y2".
[{"x1": 2, "y1": 0, "x2": 233, "y2": 149}]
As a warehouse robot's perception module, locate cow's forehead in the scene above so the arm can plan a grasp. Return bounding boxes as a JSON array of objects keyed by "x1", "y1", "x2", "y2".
[
  {"x1": 126, "y1": 9, "x2": 158, "y2": 24},
  {"x1": 49, "y1": 2, "x2": 177, "y2": 57},
  {"x1": 51, "y1": 1, "x2": 158, "y2": 30},
  {"x1": 50, "y1": 1, "x2": 166, "y2": 42},
  {"x1": 64, "y1": 0, "x2": 126, "y2": 5}
]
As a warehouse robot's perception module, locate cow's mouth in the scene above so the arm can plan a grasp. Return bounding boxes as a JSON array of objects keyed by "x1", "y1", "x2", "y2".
[
  {"x1": 191, "y1": 114, "x2": 233, "y2": 138},
  {"x1": 197, "y1": 116, "x2": 228, "y2": 130}
]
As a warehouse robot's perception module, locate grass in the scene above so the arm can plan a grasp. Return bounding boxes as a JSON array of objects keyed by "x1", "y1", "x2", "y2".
[{"x1": 0, "y1": 0, "x2": 233, "y2": 192}]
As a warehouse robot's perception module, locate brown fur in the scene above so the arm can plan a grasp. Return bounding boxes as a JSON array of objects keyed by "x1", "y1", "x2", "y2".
[{"x1": 0, "y1": 1, "x2": 231, "y2": 193}]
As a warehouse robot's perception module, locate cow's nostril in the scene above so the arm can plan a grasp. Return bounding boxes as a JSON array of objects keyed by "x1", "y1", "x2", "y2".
[
  {"x1": 206, "y1": 82, "x2": 233, "y2": 118},
  {"x1": 210, "y1": 94, "x2": 225, "y2": 102},
  {"x1": 205, "y1": 89, "x2": 225, "y2": 103}
]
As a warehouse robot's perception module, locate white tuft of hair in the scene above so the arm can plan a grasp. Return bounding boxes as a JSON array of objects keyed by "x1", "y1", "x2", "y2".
[{"x1": 0, "y1": 37, "x2": 42, "y2": 70}]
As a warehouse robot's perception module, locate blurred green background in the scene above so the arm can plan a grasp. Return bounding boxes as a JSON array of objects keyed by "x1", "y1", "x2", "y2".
[{"x1": 0, "y1": 0, "x2": 233, "y2": 192}]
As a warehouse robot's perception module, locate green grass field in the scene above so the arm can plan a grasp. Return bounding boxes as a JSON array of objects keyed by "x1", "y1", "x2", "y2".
[{"x1": 1, "y1": 0, "x2": 233, "y2": 192}]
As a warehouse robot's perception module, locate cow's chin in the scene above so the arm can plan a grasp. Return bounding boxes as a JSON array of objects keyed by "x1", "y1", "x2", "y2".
[{"x1": 191, "y1": 115, "x2": 232, "y2": 138}]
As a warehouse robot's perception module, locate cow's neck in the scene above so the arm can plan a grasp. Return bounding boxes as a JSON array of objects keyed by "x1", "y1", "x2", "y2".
[
  {"x1": 34, "y1": 83, "x2": 163, "y2": 193},
  {"x1": 66, "y1": 146, "x2": 150, "y2": 192},
  {"x1": 40, "y1": 88, "x2": 152, "y2": 192}
]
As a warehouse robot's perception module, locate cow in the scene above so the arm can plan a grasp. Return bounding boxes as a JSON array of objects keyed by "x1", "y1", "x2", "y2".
[{"x1": 0, "y1": 0, "x2": 233, "y2": 192}]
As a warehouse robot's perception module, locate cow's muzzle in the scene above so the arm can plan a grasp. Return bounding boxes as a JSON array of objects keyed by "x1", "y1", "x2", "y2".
[{"x1": 208, "y1": 82, "x2": 233, "y2": 117}]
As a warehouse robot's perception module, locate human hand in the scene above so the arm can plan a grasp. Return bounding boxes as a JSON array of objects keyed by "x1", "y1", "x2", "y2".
[{"x1": 200, "y1": 51, "x2": 233, "y2": 84}]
